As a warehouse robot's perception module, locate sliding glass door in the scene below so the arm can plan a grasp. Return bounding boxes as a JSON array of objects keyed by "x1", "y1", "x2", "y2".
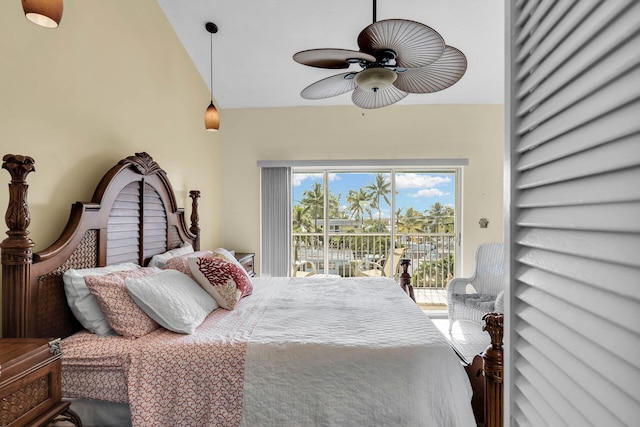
[{"x1": 292, "y1": 168, "x2": 460, "y2": 295}]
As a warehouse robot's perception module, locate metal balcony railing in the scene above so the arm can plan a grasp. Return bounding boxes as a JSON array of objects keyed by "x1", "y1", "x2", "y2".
[{"x1": 292, "y1": 232, "x2": 456, "y2": 290}]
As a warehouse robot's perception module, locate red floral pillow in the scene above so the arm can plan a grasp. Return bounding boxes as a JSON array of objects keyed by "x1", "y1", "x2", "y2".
[
  {"x1": 162, "y1": 250, "x2": 213, "y2": 280},
  {"x1": 188, "y1": 257, "x2": 253, "y2": 310},
  {"x1": 85, "y1": 267, "x2": 161, "y2": 337}
]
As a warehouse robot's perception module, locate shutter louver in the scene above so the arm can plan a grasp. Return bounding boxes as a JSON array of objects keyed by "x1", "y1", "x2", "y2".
[
  {"x1": 107, "y1": 182, "x2": 141, "y2": 265},
  {"x1": 508, "y1": 1, "x2": 640, "y2": 426},
  {"x1": 143, "y1": 182, "x2": 168, "y2": 260}
]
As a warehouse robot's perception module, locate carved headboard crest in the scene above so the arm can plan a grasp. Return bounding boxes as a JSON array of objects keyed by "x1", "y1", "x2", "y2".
[{"x1": 118, "y1": 152, "x2": 165, "y2": 177}]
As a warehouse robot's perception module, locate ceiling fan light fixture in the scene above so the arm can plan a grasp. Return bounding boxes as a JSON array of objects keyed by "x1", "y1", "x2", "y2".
[
  {"x1": 354, "y1": 67, "x2": 397, "y2": 92},
  {"x1": 22, "y1": 0, "x2": 63, "y2": 28}
]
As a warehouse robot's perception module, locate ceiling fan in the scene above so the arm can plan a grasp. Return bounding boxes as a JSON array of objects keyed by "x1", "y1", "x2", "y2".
[{"x1": 293, "y1": 0, "x2": 467, "y2": 109}]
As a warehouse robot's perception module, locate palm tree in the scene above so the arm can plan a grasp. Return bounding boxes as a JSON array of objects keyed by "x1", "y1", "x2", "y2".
[
  {"x1": 329, "y1": 192, "x2": 345, "y2": 219},
  {"x1": 300, "y1": 182, "x2": 324, "y2": 232},
  {"x1": 365, "y1": 173, "x2": 390, "y2": 222},
  {"x1": 394, "y1": 208, "x2": 403, "y2": 234},
  {"x1": 397, "y1": 207, "x2": 426, "y2": 234},
  {"x1": 426, "y1": 202, "x2": 453, "y2": 233},
  {"x1": 292, "y1": 205, "x2": 312, "y2": 233},
  {"x1": 346, "y1": 188, "x2": 371, "y2": 228}
]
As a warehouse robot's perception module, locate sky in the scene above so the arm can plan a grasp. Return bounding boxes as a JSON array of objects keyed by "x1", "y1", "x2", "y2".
[{"x1": 292, "y1": 171, "x2": 455, "y2": 218}]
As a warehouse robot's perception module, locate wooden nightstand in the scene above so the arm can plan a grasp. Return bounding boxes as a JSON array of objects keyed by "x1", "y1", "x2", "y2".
[
  {"x1": 234, "y1": 252, "x2": 256, "y2": 277},
  {"x1": 0, "y1": 338, "x2": 81, "y2": 427}
]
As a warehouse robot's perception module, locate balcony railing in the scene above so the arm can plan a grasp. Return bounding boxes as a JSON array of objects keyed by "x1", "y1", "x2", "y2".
[{"x1": 292, "y1": 232, "x2": 456, "y2": 290}]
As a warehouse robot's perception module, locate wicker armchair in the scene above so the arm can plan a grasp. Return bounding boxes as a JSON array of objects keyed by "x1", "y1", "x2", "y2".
[{"x1": 447, "y1": 243, "x2": 505, "y2": 332}]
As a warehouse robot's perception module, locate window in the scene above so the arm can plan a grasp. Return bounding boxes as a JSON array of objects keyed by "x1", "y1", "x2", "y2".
[{"x1": 292, "y1": 168, "x2": 461, "y2": 301}]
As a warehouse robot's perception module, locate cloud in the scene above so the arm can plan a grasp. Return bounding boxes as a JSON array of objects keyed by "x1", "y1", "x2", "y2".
[
  {"x1": 410, "y1": 188, "x2": 446, "y2": 198},
  {"x1": 292, "y1": 173, "x2": 322, "y2": 187},
  {"x1": 396, "y1": 173, "x2": 451, "y2": 189},
  {"x1": 293, "y1": 173, "x2": 340, "y2": 187}
]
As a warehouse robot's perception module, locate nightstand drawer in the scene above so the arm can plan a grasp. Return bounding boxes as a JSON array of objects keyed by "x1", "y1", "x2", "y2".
[{"x1": 0, "y1": 338, "x2": 67, "y2": 427}]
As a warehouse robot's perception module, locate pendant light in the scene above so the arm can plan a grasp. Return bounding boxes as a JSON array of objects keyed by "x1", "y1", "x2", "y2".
[
  {"x1": 22, "y1": 0, "x2": 63, "y2": 28},
  {"x1": 204, "y1": 22, "x2": 220, "y2": 132}
]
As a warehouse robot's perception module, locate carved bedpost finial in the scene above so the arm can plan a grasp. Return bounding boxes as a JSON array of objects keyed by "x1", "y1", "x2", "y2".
[
  {"x1": 482, "y1": 312, "x2": 504, "y2": 427},
  {"x1": 483, "y1": 312, "x2": 504, "y2": 350},
  {"x1": 2, "y1": 154, "x2": 36, "y2": 242},
  {"x1": 189, "y1": 190, "x2": 201, "y2": 249},
  {"x1": 399, "y1": 258, "x2": 415, "y2": 301}
]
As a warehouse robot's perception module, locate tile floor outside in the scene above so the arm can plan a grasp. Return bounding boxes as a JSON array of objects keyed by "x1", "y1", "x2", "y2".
[{"x1": 417, "y1": 290, "x2": 491, "y2": 362}]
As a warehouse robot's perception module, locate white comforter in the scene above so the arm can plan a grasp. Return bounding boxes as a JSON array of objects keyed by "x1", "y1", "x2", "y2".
[
  {"x1": 242, "y1": 276, "x2": 475, "y2": 427},
  {"x1": 62, "y1": 276, "x2": 475, "y2": 427}
]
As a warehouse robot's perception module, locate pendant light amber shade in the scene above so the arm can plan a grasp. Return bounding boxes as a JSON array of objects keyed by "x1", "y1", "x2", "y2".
[
  {"x1": 204, "y1": 22, "x2": 219, "y2": 132},
  {"x1": 205, "y1": 102, "x2": 219, "y2": 131},
  {"x1": 22, "y1": 0, "x2": 63, "y2": 28}
]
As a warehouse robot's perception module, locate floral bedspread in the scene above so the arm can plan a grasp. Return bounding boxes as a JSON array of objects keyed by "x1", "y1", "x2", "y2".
[{"x1": 62, "y1": 292, "x2": 267, "y2": 427}]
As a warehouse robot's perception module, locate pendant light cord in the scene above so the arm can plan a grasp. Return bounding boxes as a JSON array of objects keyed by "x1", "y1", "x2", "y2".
[{"x1": 210, "y1": 32, "x2": 213, "y2": 103}]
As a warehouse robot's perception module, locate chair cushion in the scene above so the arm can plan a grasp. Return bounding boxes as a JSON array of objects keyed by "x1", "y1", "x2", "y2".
[{"x1": 452, "y1": 293, "x2": 496, "y2": 313}]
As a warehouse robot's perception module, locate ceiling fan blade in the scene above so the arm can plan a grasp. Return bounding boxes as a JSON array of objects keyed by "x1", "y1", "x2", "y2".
[
  {"x1": 351, "y1": 85, "x2": 408, "y2": 109},
  {"x1": 358, "y1": 19, "x2": 445, "y2": 69},
  {"x1": 293, "y1": 49, "x2": 376, "y2": 69},
  {"x1": 301, "y1": 72, "x2": 357, "y2": 99},
  {"x1": 393, "y1": 46, "x2": 467, "y2": 94}
]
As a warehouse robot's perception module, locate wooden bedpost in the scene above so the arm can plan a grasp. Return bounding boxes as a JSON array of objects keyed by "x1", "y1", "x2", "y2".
[
  {"x1": 189, "y1": 190, "x2": 201, "y2": 251},
  {"x1": 482, "y1": 312, "x2": 504, "y2": 427},
  {"x1": 399, "y1": 258, "x2": 415, "y2": 301},
  {"x1": 1, "y1": 154, "x2": 36, "y2": 338}
]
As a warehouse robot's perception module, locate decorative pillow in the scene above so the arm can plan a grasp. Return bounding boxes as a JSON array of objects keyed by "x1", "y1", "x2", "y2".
[
  {"x1": 147, "y1": 242, "x2": 194, "y2": 268},
  {"x1": 188, "y1": 257, "x2": 253, "y2": 310},
  {"x1": 125, "y1": 270, "x2": 219, "y2": 334},
  {"x1": 162, "y1": 250, "x2": 214, "y2": 280},
  {"x1": 63, "y1": 263, "x2": 140, "y2": 336},
  {"x1": 85, "y1": 267, "x2": 161, "y2": 338},
  {"x1": 212, "y1": 248, "x2": 251, "y2": 281}
]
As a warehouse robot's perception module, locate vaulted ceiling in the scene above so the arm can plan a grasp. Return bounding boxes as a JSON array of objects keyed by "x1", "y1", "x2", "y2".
[{"x1": 156, "y1": 0, "x2": 505, "y2": 109}]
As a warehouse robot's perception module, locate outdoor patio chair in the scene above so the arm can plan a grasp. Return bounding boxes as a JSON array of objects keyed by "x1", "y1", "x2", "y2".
[
  {"x1": 447, "y1": 243, "x2": 505, "y2": 332},
  {"x1": 356, "y1": 247, "x2": 406, "y2": 279},
  {"x1": 292, "y1": 260, "x2": 317, "y2": 277}
]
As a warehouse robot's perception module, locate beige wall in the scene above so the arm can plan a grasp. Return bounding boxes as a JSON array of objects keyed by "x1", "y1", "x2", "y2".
[
  {"x1": 0, "y1": 1, "x2": 223, "y2": 333},
  {"x1": 0, "y1": 2, "x2": 504, "y2": 334},
  {"x1": 220, "y1": 105, "x2": 504, "y2": 276}
]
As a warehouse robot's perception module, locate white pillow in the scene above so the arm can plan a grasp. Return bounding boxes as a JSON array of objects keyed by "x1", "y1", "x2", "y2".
[
  {"x1": 125, "y1": 269, "x2": 218, "y2": 334},
  {"x1": 147, "y1": 243, "x2": 194, "y2": 268},
  {"x1": 63, "y1": 263, "x2": 140, "y2": 336}
]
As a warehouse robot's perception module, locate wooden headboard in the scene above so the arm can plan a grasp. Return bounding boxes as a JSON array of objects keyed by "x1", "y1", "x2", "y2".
[{"x1": 1, "y1": 152, "x2": 201, "y2": 339}]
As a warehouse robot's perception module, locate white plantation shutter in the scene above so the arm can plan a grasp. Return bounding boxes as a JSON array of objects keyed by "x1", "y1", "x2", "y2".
[{"x1": 506, "y1": 1, "x2": 640, "y2": 426}]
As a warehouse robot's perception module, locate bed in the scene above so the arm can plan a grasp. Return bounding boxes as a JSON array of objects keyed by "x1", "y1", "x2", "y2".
[{"x1": 1, "y1": 152, "x2": 503, "y2": 427}]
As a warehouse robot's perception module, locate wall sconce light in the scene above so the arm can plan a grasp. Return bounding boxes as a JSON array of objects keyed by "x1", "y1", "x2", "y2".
[
  {"x1": 22, "y1": 0, "x2": 63, "y2": 28},
  {"x1": 204, "y1": 22, "x2": 220, "y2": 132}
]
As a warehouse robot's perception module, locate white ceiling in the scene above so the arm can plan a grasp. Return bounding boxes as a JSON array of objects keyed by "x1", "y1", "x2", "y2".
[{"x1": 156, "y1": 0, "x2": 505, "y2": 110}]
